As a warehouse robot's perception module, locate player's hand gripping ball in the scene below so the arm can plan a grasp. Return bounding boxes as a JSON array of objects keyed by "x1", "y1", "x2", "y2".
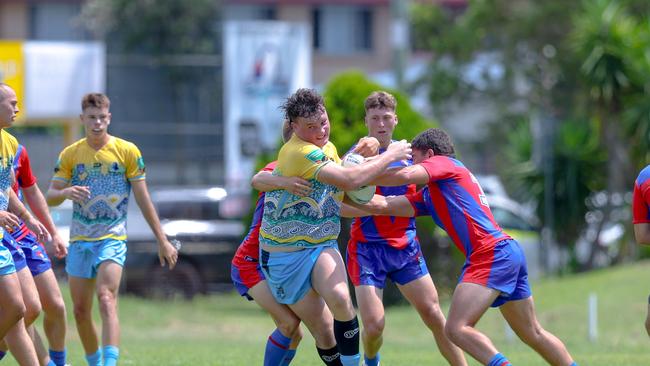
[{"x1": 342, "y1": 152, "x2": 376, "y2": 204}]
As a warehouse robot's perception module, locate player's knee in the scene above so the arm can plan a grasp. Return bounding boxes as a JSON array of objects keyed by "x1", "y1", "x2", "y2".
[
  {"x1": 326, "y1": 291, "x2": 354, "y2": 318},
  {"x1": 43, "y1": 296, "x2": 66, "y2": 319},
  {"x1": 362, "y1": 318, "x2": 385, "y2": 339},
  {"x1": 72, "y1": 303, "x2": 92, "y2": 322},
  {"x1": 97, "y1": 290, "x2": 117, "y2": 315},
  {"x1": 4, "y1": 300, "x2": 26, "y2": 324},
  {"x1": 515, "y1": 325, "x2": 544, "y2": 346},
  {"x1": 23, "y1": 300, "x2": 42, "y2": 326},
  {"x1": 277, "y1": 317, "x2": 301, "y2": 339},
  {"x1": 444, "y1": 322, "x2": 463, "y2": 344}
]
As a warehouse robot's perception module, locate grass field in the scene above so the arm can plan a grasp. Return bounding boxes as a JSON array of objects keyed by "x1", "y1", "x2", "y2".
[{"x1": 5, "y1": 261, "x2": 650, "y2": 365}]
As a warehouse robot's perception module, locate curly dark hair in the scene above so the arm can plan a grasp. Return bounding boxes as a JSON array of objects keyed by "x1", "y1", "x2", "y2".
[
  {"x1": 411, "y1": 128, "x2": 455, "y2": 157},
  {"x1": 281, "y1": 88, "x2": 324, "y2": 123}
]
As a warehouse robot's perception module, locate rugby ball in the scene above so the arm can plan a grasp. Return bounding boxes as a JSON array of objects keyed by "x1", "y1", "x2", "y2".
[{"x1": 342, "y1": 153, "x2": 376, "y2": 204}]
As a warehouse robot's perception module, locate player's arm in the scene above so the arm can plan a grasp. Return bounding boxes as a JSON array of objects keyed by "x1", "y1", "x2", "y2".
[
  {"x1": 22, "y1": 185, "x2": 68, "y2": 257},
  {"x1": 46, "y1": 180, "x2": 90, "y2": 206},
  {"x1": 344, "y1": 194, "x2": 415, "y2": 217},
  {"x1": 8, "y1": 189, "x2": 50, "y2": 243},
  {"x1": 370, "y1": 164, "x2": 430, "y2": 187},
  {"x1": 317, "y1": 140, "x2": 411, "y2": 191},
  {"x1": 252, "y1": 171, "x2": 312, "y2": 196},
  {"x1": 340, "y1": 201, "x2": 371, "y2": 218},
  {"x1": 634, "y1": 223, "x2": 650, "y2": 245},
  {"x1": 131, "y1": 180, "x2": 178, "y2": 270}
]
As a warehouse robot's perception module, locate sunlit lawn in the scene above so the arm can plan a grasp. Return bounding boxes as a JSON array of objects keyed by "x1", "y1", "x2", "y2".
[{"x1": 4, "y1": 261, "x2": 650, "y2": 365}]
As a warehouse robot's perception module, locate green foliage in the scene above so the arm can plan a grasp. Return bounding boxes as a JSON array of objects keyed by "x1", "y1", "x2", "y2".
[
  {"x1": 322, "y1": 71, "x2": 436, "y2": 151},
  {"x1": 80, "y1": 0, "x2": 220, "y2": 55},
  {"x1": 505, "y1": 117, "x2": 607, "y2": 245}
]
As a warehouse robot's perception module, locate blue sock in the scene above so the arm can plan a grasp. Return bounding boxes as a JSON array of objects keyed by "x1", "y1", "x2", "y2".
[
  {"x1": 46, "y1": 361, "x2": 56, "y2": 366},
  {"x1": 103, "y1": 345, "x2": 120, "y2": 366},
  {"x1": 570, "y1": 363, "x2": 578, "y2": 366},
  {"x1": 487, "y1": 353, "x2": 511, "y2": 366},
  {"x1": 85, "y1": 349, "x2": 101, "y2": 366},
  {"x1": 0, "y1": 350, "x2": 5, "y2": 360},
  {"x1": 49, "y1": 349, "x2": 67, "y2": 366},
  {"x1": 281, "y1": 349, "x2": 297, "y2": 366},
  {"x1": 264, "y1": 328, "x2": 291, "y2": 366},
  {"x1": 364, "y1": 353, "x2": 380, "y2": 366},
  {"x1": 340, "y1": 354, "x2": 361, "y2": 366}
]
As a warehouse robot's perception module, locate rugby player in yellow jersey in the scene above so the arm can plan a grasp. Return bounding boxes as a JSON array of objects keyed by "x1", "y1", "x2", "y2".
[
  {"x1": 0, "y1": 82, "x2": 51, "y2": 366},
  {"x1": 46, "y1": 93, "x2": 178, "y2": 366},
  {"x1": 259, "y1": 88, "x2": 411, "y2": 366}
]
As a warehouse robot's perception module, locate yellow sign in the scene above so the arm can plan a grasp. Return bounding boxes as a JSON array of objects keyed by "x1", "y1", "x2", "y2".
[{"x1": 0, "y1": 41, "x2": 25, "y2": 121}]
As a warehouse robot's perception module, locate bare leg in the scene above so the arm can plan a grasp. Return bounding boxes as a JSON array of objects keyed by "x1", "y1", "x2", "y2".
[
  {"x1": 69, "y1": 275, "x2": 98, "y2": 355},
  {"x1": 33, "y1": 269, "x2": 67, "y2": 353},
  {"x1": 399, "y1": 275, "x2": 467, "y2": 365},
  {"x1": 249, "y1": 280, "x2": 303, "y2": 347},
  {"x1": 500, "y1": 296, "x2": 575, "y2": 366},
  {"x1": 354, "y1": 285, "x2": 384, "y2": 359},
  {"x1": 445, "y1": 282, "x2": 501, "y2": 364},
  {"x1": 96, "y1": 261, "x2": 122, "y2": 348}
]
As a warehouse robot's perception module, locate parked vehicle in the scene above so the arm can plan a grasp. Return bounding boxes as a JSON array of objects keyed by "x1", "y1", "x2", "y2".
[{"x1": 50, "y1": 186, "x2": 247, "y2": 299}]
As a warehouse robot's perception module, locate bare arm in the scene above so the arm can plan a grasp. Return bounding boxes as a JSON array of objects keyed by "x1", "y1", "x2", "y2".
[
  {"x1": 131, "y1": 180, "x2": 178, "y2": 269},
  {"x1": 22, "y1": 185, "x2": 67, "y2": 258},
  {"x1": 370, "y1": 164, "x2": 431, "y2": 187},
  {"x1": 634, "y1": 223, "x2": 650, "y2": 245},
  {"x1": 317, "y1": 140, "x2": 412, "y2": 191},
  {"x1": 344, "y1": 194, "x2": 415, "y2": 217},
  {"x1": 252, "y1": 171, "x2": 312, "y2": 196},
  {"x1": 340, "y1": 201, "x2": 371, "y2": 218},
  {"x1": 46, "y1": 179, "x2": 90, "y2": 206}
]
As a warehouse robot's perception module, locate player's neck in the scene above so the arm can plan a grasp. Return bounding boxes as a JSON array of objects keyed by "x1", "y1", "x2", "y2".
[{"x1": 86, "y1": 133, "x2": 111, "y2": 151}]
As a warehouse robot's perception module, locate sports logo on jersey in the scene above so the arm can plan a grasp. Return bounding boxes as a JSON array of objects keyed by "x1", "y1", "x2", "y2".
[
  {"x1": 111, "y1": 162, "x2": 120, "y2": 172},
  {"x1": 305, "y1": 149, "x2": 327, "y2": 164},
  {"x1": 136, "y1": 157, "x2": 146, "y2": 174}
]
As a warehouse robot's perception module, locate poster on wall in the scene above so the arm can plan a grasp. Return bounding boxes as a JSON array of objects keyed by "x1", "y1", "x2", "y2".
[
  {"x1": 0, "y1": 40, "x2": 105, "y2": 121},
  {"x1": 223, "y1": 20, "x2": 311, "y2": 192}
]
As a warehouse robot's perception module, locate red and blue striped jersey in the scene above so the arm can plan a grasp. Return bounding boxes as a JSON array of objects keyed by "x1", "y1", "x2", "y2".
[
  {"x1": 633, "y1": 165, "x2": 650, "y2": 224},
  {"x1": 406, "y1": 156, "x2": 510, "y2": 258},
  {"x1": 232, "y1": 161, "x2": 276, "y2": 266},
  {"x1": 11, "y1": 144, "x2": 37, "y2": 241},
  {"x1": 349, "y1": 152, "x2": 417, "y2": 249}
]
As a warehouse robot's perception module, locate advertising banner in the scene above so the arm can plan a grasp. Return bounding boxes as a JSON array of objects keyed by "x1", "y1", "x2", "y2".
[{"x1": 223, "y1": 21, "x2": 311, "y2": 191}]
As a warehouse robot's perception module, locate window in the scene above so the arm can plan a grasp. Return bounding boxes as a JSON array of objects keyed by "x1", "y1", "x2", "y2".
[
  {"x1": 312, "y1": 5, "x2": 373, "y2": 55},
  {"x1": 224, "y1": 5, "x2": 276, "y2": 21},
  {"x1": 29, "y1": 3, "x2": 88, "y2": 40}
]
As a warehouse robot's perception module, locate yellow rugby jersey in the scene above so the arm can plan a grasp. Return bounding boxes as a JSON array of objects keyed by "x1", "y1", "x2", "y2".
[
  {"x1": 260, "y1": 134, "x2": 344, "y2": 248},
  {"x1": 0, "y1": 130, "x2": 18, "y2": 220},
  {"x1": 52, "y1": 137, "x2": 145, "y2": 242}
]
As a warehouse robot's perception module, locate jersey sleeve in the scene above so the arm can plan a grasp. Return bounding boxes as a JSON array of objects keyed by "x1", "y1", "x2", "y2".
[
  {"x1": 405, "y1": 187, "x2": 430, "y2": 217},
  {"x1": 125, "y1": 143, "x2": 146, "y2": 181},
  {"x1": 262, "y1": 161, "x2": 277, "y2": 173},
  {"x1": 287, "y1": 144, "x2": 332, "y2": 180},
  {"x1": 633, "y1": 180, "x2": 650, "y2": 223},
  {"x1": 52, "y1": 149, "x2": 73, "y2": 183},
  {"x1": 16, "y1": 146, "x2": 37, "y2": 188},
  {"x1": 419, "y1": 156, "x2": 457, "y2": 182}
]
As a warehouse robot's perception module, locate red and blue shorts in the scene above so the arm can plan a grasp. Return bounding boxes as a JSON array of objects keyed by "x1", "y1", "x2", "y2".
[
  {"x1": 2, "y1": 233, "x2": 27, "y2": 272},
  {"x1": 231, "y1": 257, "x2": 265, "y2": 301},
  {"x1": 13, "y1": 232, "x2": 52, "y2": 276},
  {"x1": 346, "y1": 238, "x2": 428, "y2": 288},
  {"x1": 460, "y1": 239, "x2": 532, "y2": 307}
]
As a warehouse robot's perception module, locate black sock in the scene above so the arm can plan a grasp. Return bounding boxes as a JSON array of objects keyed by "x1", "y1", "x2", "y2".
[
  {"x1": 317, "y1": 346, "x2": 342, "y2": 366},
  {"x1": 333, "y1": 317, "x2": 360, "y2": 356}
]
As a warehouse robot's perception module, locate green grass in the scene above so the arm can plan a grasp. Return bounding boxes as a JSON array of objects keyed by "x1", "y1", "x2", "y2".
[{"x1": 6, "y1": 261, "x2": 650, "y2": 365}]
